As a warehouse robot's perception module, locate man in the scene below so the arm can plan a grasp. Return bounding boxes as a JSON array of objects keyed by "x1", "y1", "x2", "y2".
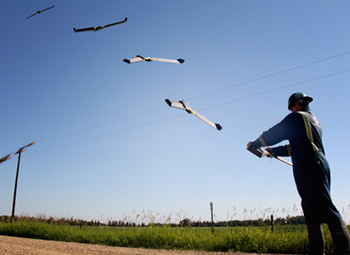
[{"x1": 247, "y1": 92, "x2": 350, "y2": 255}]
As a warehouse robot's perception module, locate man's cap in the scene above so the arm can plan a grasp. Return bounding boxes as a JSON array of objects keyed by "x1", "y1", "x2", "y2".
[{"x1": 288, "y1": 92, "x2": 313, "y2": 110}]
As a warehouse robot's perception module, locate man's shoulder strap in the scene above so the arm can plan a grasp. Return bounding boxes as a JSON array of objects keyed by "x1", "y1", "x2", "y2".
[{"x1": 297, "y1": 111, "x2": 319, "y2": 152}]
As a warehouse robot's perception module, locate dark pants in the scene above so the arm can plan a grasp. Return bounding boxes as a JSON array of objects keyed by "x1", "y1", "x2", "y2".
[{"x1": 307, "y1": 220, "x2": 350, "y2": 255}]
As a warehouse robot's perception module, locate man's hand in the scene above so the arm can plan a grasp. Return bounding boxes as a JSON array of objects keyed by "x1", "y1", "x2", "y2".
[{"x1": 265, "y1": 147, "x2": 274, "y2": 158}]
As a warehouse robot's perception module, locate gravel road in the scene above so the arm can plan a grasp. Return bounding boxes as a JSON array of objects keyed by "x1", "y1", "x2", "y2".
[{"x1": 0, "y1": 235, "x2": 289, "y2": 255}]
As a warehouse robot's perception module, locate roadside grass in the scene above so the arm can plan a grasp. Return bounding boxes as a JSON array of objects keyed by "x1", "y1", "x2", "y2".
[{"x1": 0, "y1": 219, "x2": 330, "y2": 254}]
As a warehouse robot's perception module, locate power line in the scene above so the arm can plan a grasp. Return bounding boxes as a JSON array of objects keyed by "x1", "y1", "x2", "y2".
[
  {"x1": 27, "y1": 113, "x2": 185, "y2": 156},
  {"x1": 27, "y1": 69, "x2": 349, "y2": 155},
  {"x1": 37, "y1": 106, "x2": 165, "y2": 145},
  {"x1": 35, "y1": 51, "x2": 349, "y2": 146},
  {"x1": 185, "y1": 51, "x2": 349, "y2": 101},
  {"x1": 197, "y1": 69, "x2": 349, "y2": 111}
]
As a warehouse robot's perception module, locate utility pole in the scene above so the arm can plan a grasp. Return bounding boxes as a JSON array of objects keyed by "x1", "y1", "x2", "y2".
[{"x1": 11, "y1": 142, "x2": 35, "y2": 222}]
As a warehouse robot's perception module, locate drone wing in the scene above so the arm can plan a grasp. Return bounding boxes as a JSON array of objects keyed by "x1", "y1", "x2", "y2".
[
  {"x1": 152, "y1": 57, "x2": 184, "y2": 64},
  {"x1": 165, "y1": 99, "x2": 222, "y2": 131},
  {"x1": 191, "y1": 110, "x2": 222, "y2": 130},
  {"x1": 258, "y1": 148, "x2": 293, "y2": 165},
  {"x1": 247, "y1": 147, "x2": 293, "y2": 166},
  {"x1": 40, "y1": 5, "x2": 55, "y2": 12},
  {"x1": 275, "y1": 156, "x2": 293, "y2": 166},
  {"x1": 0, "y1": 153, "x2": 12, "y2": 164},
  {"x1": 74, "y1": 27, "x2": 97, "y2": 33},
  {"x1": 165, "y1": 99, "x2": 186, "y2": 110},
  {"x1": 103, "y1": 17, "x2": 128, "y2": 28},
  {"x1": 123, "y1": 56, "x2": 145, "y2": 64},
  {"x1": 26, "y1": 13, "x2": 37, "y2": 19}
]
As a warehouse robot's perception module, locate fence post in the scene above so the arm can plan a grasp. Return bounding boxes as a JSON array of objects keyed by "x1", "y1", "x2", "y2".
[
  {"x1": 210, "y1": 202, "x2": 214, "y2": 234},
  {"x1": 270, "y1": 214, "x2": 274, "y2": 233}
]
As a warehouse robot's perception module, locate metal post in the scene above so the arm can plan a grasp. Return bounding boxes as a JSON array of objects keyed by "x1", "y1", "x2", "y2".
[
  {"x1": 11, "y1": 151, "x2": 22, "y2": 221},
  {"x1": 210, "y1": 202, "x2": 214, "y2": 234}
]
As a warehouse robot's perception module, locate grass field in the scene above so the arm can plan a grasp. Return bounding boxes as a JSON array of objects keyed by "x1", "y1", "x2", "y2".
[{"x1": 0, "y1": 218, "x2": 341, "y2": 254}]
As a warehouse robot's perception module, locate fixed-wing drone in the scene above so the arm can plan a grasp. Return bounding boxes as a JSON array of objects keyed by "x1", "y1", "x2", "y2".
[
  {"x1": 26, "y1": 5, "x2": 55, "y2": 19},
  {"x1": 74, "y1": 17, "x2": 127, "y2": 32},
  {"x1": 247, "y1": 146, "x2": 293, "y2": 166},
  {"x1": 123, "y1": 55, "x2": 185, "y2": 64},
  {"x1": 165, "y1": 99, "x2": 222, "y2": 131}
]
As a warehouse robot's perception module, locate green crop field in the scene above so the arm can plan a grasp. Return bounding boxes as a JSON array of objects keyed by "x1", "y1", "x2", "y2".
[{"x1": 0, "y1": 218, "x2": 342, "y2": 254}]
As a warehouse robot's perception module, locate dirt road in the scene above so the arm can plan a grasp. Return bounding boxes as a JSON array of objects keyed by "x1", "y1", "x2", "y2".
[{"x1": 0, "y1": 235, "x2": 285, "y2": 255}]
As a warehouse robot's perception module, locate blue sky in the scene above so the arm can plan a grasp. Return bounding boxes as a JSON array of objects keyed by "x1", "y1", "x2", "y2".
[{"x1": 1, "y1": 1, "x2": 349, "y2": 224}]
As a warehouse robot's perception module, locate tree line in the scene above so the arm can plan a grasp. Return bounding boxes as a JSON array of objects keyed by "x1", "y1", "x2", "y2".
[{"x1": 0, "y1": 215, "x2": 305, "y2": 227}]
